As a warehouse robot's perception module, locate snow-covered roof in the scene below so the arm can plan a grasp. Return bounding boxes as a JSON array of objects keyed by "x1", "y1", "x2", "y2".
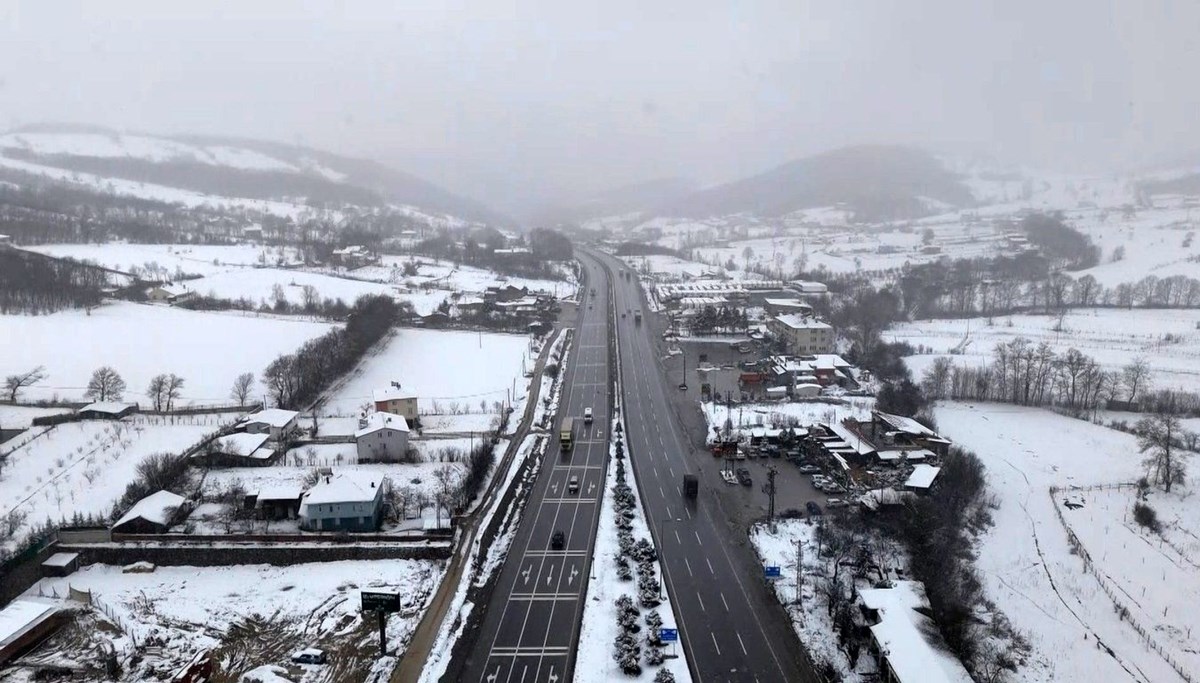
[
  {"x1": 41, "y1": 552, "x2": 79, "y2": 568},
  {"x1": 114, "y1": 490, "x2": 185, "y2": 528},
  {"x1": 0, "y1": 599, "x2": 59, "y2": 649},
  {"x1": 151, "y1": 282, "x2": 190, "y2": 297},
  {"x1": 773, "y1": 313, "x2": 832, "y2": 331},
  {"x1": 859, "y1": 581, "x2": 973, "y2": 683},
  {"x1": 255, "y1": 484, "x2": 304, "y2": 501},
  {"x1": 242, "y1": 408, "x2": 299, "y2": 428},
  {"x1": 905, "y1": 464, "x2": 942, "y2": 489},
  {"x1": 301, "y1": 472, "x2": 386, "y2": 508},
  {"x1": 210, "y1": 432, "x2": 271, "y2": 457},
  {"x1": 249, "y1": 447, "x2": 277, "y2": 460},
  {"x1": 875, "y1": 449, "x2": 931, "y2": 462},
  {"x1": 373, "y1": 387, "x2": 417, "y2": 402},
  {"x1": 860, "y1": 488, "x2": 915, "y2": 510},
  {"x1": 78, "y1": 401, "x2": 135, "y2": 415},
  {"x1": 876, "y1": 411, "x2": 937, "y2": 437},
  {"x1": 355, "y1": 411, "x2": 410, "y2": 438},
  {"x1": 826, "y1": 422, "x2": 875, "y2": 456}
]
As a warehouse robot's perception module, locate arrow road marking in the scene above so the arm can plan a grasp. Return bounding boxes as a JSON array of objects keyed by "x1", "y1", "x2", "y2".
[
  {"x1": 487, "y1": 665, "x2": 500, "y2": 683},
  {"x1": 550, "y1": 482, "x2": 559, "y2": 494},
  {"x1": 521, "y1": 564, "x2": 532, "y2": 585},
  {"x1": 588, "y1": 482, "x2": 597, "y2": 495},
  {"x1": 546, "y1": 566, "x2": 556, "y2": 586},
  {"x1": 568, "y1": 565, "x2": 579, "y2": 586},
  {"x1": 547, "y1": 666, "x2": 559, "y2": 683}
]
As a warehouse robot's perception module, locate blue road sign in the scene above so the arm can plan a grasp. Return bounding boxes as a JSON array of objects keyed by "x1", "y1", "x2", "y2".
[
  {"x1": 764, "y1": 565, "x2": 782, "y2": 580},
  {"x1": 659, "y1": 628, "x2": 678, "y2": 642}
]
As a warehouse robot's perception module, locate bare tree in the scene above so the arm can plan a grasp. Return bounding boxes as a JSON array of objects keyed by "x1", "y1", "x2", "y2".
[
  {"x1": 433, "y1": 465, "x2": 459, "y2": 526},
  {"x1": 1122, "y1": 358, "x2": 1153, "y2": 404},
  {"x1": 164, "y1": 374, "x2": 185, "y2": 411},
  {"x1": 231, "y1": 372, "x2": 255, "y2": 406},
  {"x1": 1136, "y1": 410, "x2": 1192, "y2": 493},
  {"x1": 86, "y1": 366, "x2": 126, "y2": 402},
  {"x1": 4, "y1": 366, "x2": 47, "y2": 402},
  {"x1": 147, "y1": 374, "x2": 169, "y2": 411},
  {"x1": 301, "y1": 284, "x2": 320, "y2": 311}
]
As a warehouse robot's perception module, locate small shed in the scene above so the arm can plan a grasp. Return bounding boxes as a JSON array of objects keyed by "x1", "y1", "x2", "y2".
[
  {"x1": 253, "y1": 484, "x2": 305, "y2": 520},
  {"x1": 112, "y1": 490, "x2": 188, "y2": 534},
  {"x1": 77, "y1": 402, "x2": 138, "y2": 420},
  {"x1": 240, "y1": 408, "x2": 299, "y2": 441},
  {"x1": 0, "y1": 600, "x2": 63, "y2": 665},
  {"x1": 41, "y1": 553, "x2": 80, "y2": 578}
]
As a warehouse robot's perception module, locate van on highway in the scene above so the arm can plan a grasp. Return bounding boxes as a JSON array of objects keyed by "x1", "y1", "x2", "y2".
[
  {"x1": 584, "y1": 407, "x2": 593, "y2": 423},
  {"x1": 568, "y1": 476, "x2": 580, "y2": 494}
]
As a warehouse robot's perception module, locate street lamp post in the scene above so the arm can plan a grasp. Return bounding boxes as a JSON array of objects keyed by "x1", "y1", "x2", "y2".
[{"x1": 658, "y1": 517, "x2": 682, "y2": 601}]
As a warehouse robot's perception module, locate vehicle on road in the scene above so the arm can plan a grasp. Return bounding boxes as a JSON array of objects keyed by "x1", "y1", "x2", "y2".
[
  {"x1": 806, "y1": 501, "x2": 822, "y2": 516},
  {"x1": 591, "y1": 287, "x2": 596, "y2": 297},
  {"x1": 551, "y1": 530, "x2": 565, "y2": 550},
  {"x1": 682, "y1": 474, "x2": 699, "y2": 498},
  {"x1": 560, "y1": 417, "x2": 575, "y2": 451},
  {"x1": 826, "y1": 498, "x2": 850, "y2": 508},
  {"x1": 584, "y1": 407, "x2": 593, "y2": 423},
  {"x1": 568, "y1": 476, "x2": 580, "y2": 494},
  {"x1": 292, "y1": 648, "x2": 327, "y2": 665},
  {"x1": 721, "y1": 470, "x2": 738, "y2": 485},
  {"x1": 737, "y1": 468, "x2": 752, "y2": 486},
  {"x1": 798, "y1": 464, "x2": 822, "y2": 474},
  {"x1": 634, "y1": 310, "x2": 642, "y2": 325}
]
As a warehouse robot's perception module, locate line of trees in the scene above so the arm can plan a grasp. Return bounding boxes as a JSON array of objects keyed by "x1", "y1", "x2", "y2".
[
  {"x1": 261, "y1": 294, "x2": 398, "y2": 409},
  {"x1": 0, "y1": 248, "x2": 107, "y2": 314},
  {"x1": 689, "y1": 305, "x2": 749, "y2": 335}
]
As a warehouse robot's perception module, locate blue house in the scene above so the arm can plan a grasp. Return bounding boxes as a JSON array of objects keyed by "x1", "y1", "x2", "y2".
[{"x1": 298, "y1": 472, "x2": 387, "y2": 532}]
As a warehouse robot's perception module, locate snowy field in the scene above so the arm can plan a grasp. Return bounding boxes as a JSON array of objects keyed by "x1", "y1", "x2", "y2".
[
  {"x1": 888, "y1": 308, "x2": 1200, "y2": 393},
  {"x1": 374, "y1": 256, "x2": 575, "y2": 298},
  {"x1": 184, "y1": 267, "x2": 402, "y2": 306},
  {"x1": 934, "y1": 402, "x2": 1195, "y2": 682},
  {"x1": 700, "y1": 398, "x2": 874, "y2": 442},
  {"x1": 0, "y1": 415, "x2": 227, "y2": 550},
  {"x1": 319, "y1": 328, "x2": 534, "y2": 417},
  {"x1": 24, "y1": 558, "x2": 444, "y2": 682},
  {"x1": 0, "y1": 405, "x2": 72, "y2": 430},
  {"x1": 26, "y1": 243, "x2": 302, "y2": 277},
  {"x1": 0, "y1": 302, "x2": 332, "y2": 404}
]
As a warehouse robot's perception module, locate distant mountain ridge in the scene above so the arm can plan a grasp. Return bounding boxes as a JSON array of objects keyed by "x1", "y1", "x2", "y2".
[
  {"x1": 533, "y1": 176, "x2": 698, "y2": 225},
  {"x1": 660, "y1": 145, "x2": 975, "y2": 221},
  {"x1": 0, "y1": 124, "x2": 510, "y2": 226}
]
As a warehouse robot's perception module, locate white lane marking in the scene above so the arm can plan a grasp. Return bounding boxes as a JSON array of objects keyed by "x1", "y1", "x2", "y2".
[
  {"x1": 694, "y1": 530, "x2": 702, "y2": 545},
  {"x1": 697, "y1": 593, "x2": 705, "y2": 612},
  {"x1": 674, "y1": 529, "x2": 681, "y2": 544},
  {"x1": 664, "y1": 505, "x2": 672, "y2": 519},
  {"x1": 685, "y1": 558, "x2": 693, "y2": 577},
  {"x1": 720, "y1": 592, "x2": 730, "y2": 611},
  {"x1": 710, "y1": 632, "x2": 721, "y2": 655},
  {"x1": 737, "y1": 632, "x2": 748, "y2": 655},
  {"x1": 706, "y1": 558, "x2": 715, "y2": 574}
]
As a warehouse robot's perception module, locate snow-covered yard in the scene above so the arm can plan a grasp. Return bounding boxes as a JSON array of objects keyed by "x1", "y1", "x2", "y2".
[
  {"x1": 700, "y1": 398, "x2": 874, "y2": 442},
  {"x1": 935, "y1": 402, "x2": 1195, "y2": 682},
  {"x1": 319, "y1": 328, "x2": 535, "y2": 417},
  {"x1": 889, "y1": 307, "x2": 1200, "y2": 393},
  {"x1": 24, "y1": 559, "x2": 444, "y2": 682},
  {"x1": 26, "y1": 242, "x2": 302, "y2": 276},
  {"x1": 0, "y1": 415, "x2": 228, "y2": 551},
  {"x1": 0, "y1": 302, "x2": 332, "y2": 405}
]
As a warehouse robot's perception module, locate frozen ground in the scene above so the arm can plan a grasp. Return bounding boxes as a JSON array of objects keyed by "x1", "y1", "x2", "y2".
[
  {"x1": 23, "y1": 559, "x2": 444, "y2": 682},
  {"x1": 888, "y1": 307, "x2": 1200, "y2": 393},
  {"x1": 935, "y1": 402, "x2": 1194, "y2": 682},
  {"x1": 0, "y1": 405, "x2": 72, "y2": 430},
  {"x1": 319, "y1": 328, "x2": 534, "y2": 417},
  {"x1": 0, "y1": 302, "x2": 332, "y2": 404},
  {"x1": 0, "y1": 415, "x2": 228, "y2": 551},
  {"x1": 26, "y1": 243, "x2": 302, "y2": 277}
]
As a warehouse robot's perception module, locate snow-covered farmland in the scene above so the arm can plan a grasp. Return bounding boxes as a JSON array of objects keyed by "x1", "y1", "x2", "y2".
[
  {"x1": 319, "y1": 328, "x2": 535, "y2": 417},
  {"x1": 0, "y1": 415, "x2": 226, "y2": 550},
  {"x1": 888, "y1": 308, "x2": 1200, "y2": 393},
  {"x1": 935, "y1": 402, "x2": 1195, "y2": 682},
  {"x1": 25, "y1": 558, "x2": 444, "y2": 681},
  {"x1": 183, "y1": 267, "x2": 403, "y2": 307},
  {"x1": 0, "y1": 302, "x2": 332, "y2": 404},
  {"x1": 26, "y1": 242, "x2": 302, "y2": 277},
  {"x1": 375, "y1": 256, "x2": 575, "y2": 298}
]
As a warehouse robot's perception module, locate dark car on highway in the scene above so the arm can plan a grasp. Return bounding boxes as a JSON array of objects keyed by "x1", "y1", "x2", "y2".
[
  {"x1": 736, "y1": 468, "x2": 752, "y2": 486},
  {"x1": 806, "y1": 501, "x2": 822, "y2": 516},
  {"x1": 551, "y1": 530, "x2": 565, "y2": 550}
]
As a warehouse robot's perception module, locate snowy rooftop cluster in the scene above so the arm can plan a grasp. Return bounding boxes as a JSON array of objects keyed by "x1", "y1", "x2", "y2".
[{"x1": 858, "y1": 581, "x2": 973, "y2": 683}]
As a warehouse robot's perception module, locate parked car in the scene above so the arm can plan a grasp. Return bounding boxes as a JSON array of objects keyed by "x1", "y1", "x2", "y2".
[
  {"x1": 292, "y1": 648, "x2": 327, "y2": 665},
  {"x1": 551, "y1": 530, "x2": 565, "y2": 550},
  {"x1": 798, "y1": 465, "x2": 822, "y2": 474},
  {"x1": 806, "y1": 501, "x2": 823, "y2": 516},
  {"x1": 826, "y1": 498, "x2": 850, "y2": 508},
  {"x1": 811, "y1": 474, "x2": 830, "y2": 485},
  {"x1": 736, "y1": 468, "x2": 752, "y2": 486}
]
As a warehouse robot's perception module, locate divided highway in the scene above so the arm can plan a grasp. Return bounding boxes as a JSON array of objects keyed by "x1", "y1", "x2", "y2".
[
  {"x1": 460, "y1": 256, "x2": 613, "y2": 683},
  {"x1": 590, "y1": 248, "x2": 818, "y2": 683}
]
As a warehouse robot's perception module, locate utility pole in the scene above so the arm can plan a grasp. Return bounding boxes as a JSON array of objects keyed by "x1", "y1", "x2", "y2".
[
  {"x1": 795, "y1": 538, "x2": 803, "y2": 607},
  {"x1": 766, "y1": 466, "x2": 778, "y2": 527}
]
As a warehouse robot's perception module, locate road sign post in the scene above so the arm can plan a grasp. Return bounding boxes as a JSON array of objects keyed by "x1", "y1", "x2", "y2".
[
  {"x1": 764, "y1": 565, "x2": 782, "y2": 581},
  {"x1": 361, "y1": 591, "x2": 400, "y2": 656},
  {"x1": 659, "y1": 627, "x2": 679, "y2": 658}
]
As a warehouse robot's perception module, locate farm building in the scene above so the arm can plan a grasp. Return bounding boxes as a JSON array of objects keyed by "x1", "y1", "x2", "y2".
[
  {"x1": 112, "y1": 490, "x2": 188, "y2": 534},
  {"x1": 250, "y1": 484, "x2": 305, "y2": 520},
  {"x1": 146, "y1": 282, "x2": 193, "y2": 304},
  {"x1": 192, "y1": 432, "x2": 275, "y2": 467},
  {"x1": 76, "y1": 402, "x2": 138, "y2": 420},
  {"x1": 298, "y1": 472, "x2": 387, "y2": 532},
  {"x1": 0, "y1": 600, "x2": 64, "y2": 665},
  {"x1": 856, "y1": 581, "x2": 973, "y2": 683},
  {"x1": 240, "y1": 408, "x2": 299, "y2": 441}
]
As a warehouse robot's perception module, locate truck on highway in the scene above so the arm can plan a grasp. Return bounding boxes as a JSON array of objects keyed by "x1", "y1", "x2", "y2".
[
  {"x1": 560, "y1": 417, "x2": 575, "y2": 451},
  {"x1": 682, "y1": 474, "x2": 698, "y2": 498}
]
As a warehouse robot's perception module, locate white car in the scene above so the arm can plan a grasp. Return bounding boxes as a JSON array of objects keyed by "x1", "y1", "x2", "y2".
[{"x1": 826, "y1": 498, "x2": 850, "y2": 508}]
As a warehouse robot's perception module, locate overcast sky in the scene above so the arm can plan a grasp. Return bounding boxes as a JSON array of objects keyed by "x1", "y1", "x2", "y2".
[{"x1": 2, "y1": 0, "x2": 1198, "y2": 218}]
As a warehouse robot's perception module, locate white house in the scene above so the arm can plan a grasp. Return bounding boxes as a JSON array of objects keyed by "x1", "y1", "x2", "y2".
[
  {"x1": 146, "y1": 282, "x2": 193, "y2": 304},
  {"x1": 767, "y1": 314, "x2": 834, "y2": 354},
  {"x1": 298, "y1": 472, "x2": 387, "y2": 532},
  {"x1": 354, "y1": 411, "x2": 410, "y2": 462},
  {"x1": 241, "y1": 408, "x2": 299, "y2": 441}
]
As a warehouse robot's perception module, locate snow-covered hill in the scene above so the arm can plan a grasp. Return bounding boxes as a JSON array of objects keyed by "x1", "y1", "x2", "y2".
[{"x1": 0, "y1": 125, "x2": 507, "y2": 227}]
